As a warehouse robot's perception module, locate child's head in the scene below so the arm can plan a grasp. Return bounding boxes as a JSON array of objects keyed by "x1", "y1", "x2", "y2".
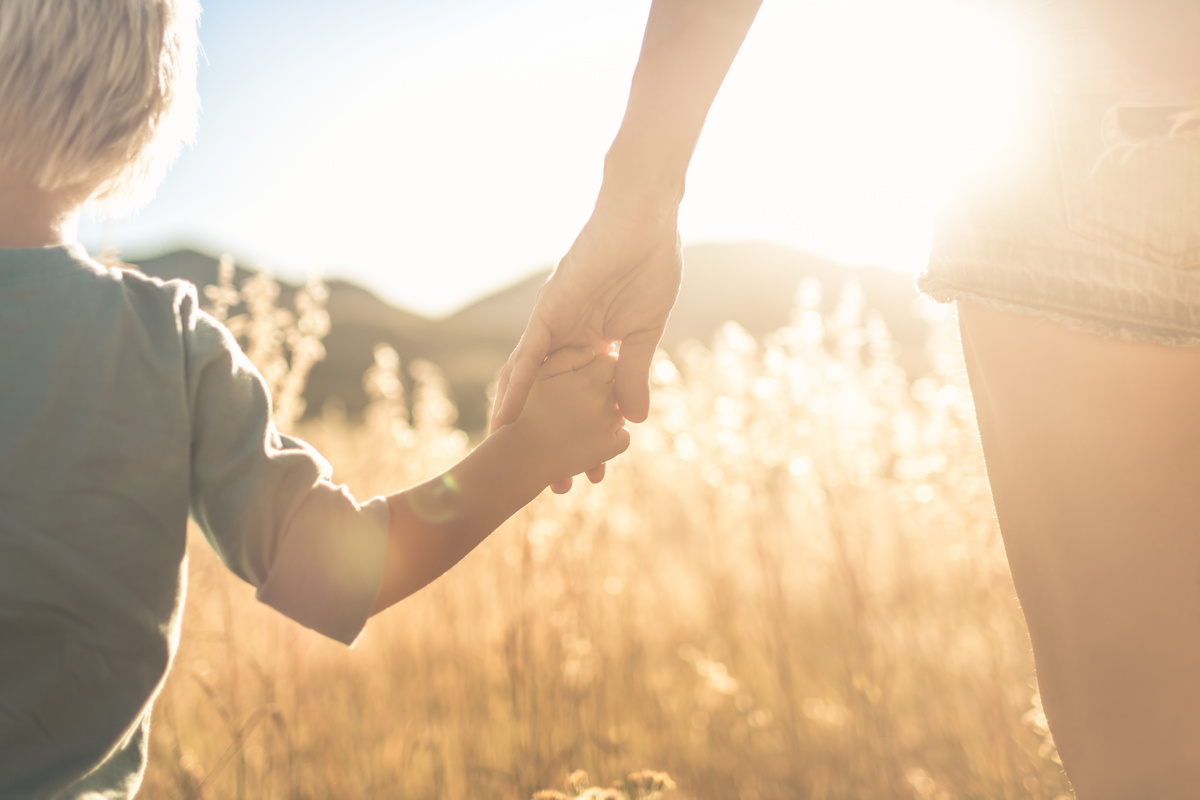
[{"x1": 0, "y1": 0, "x2": 200, "y2": 205}]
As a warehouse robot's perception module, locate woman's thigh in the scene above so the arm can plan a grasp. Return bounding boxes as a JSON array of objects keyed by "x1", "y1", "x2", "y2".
[{"x1": 959, "y1": 301, "x2": 1200, "y2": 800}]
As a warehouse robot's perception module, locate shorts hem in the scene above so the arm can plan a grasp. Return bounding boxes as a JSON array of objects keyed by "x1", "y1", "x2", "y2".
[{"x1": 919, "y1": 272, "x2": 1200, "y2": 348}]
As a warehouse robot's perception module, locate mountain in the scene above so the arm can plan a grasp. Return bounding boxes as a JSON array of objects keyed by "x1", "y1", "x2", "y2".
[{"x1": 129, "y1": 242, "x2": 928, "y2": 432}]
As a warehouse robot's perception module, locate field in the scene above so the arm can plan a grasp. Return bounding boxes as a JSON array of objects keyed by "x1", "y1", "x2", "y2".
[{"x1": 141, "y1": 268, "x2": 1074, "y2": 799}]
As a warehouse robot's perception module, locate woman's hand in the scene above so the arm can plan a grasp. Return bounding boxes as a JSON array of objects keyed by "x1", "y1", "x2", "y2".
[
  {"x1": 489, "y1": 0, "x2": 760, "y2": 491},
  {"x1": 491, "y1": 203, "x2": 682, "y2": 432},
  {"x1": 490, "y1": 200, "x2": 681, "y2": 493}
]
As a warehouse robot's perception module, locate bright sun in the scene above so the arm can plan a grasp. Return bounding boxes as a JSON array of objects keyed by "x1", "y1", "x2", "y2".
[{"x1": 682, "y1": 0, "x2": 1027, "y2": 275}]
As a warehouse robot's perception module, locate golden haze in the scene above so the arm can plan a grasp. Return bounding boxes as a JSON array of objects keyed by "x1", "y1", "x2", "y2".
[{"x1": 144, "y1": 266, "x2": 1072, "y2": 800}]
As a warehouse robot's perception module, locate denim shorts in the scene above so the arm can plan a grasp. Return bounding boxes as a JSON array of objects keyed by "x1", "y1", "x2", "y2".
[{"x1": 918, "y1": 1, "x2": 1200, "y2": 345}]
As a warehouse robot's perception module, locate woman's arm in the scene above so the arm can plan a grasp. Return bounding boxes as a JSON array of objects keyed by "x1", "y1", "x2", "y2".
[
  {"x1": 490, "y1": 0, "x2": 762, "y2": 433},
  {"x1": 605, "y1": 0, "x2": 765, "y2": 212}
]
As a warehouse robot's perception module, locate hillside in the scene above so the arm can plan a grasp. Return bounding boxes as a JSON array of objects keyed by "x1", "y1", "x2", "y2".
[{"x1": 130, "y1": 243, "x2": 928, "y2": 432}]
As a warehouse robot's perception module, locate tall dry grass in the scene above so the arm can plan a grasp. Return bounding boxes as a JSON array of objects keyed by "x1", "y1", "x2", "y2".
[{"x1": 140, "y1": 264, "x2": 1072, "y2": 800}]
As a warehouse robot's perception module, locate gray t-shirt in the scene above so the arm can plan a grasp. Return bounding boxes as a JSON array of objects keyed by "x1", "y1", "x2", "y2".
[{"x1": 0, "y1": 245, "x2": 388, "y2": 798}]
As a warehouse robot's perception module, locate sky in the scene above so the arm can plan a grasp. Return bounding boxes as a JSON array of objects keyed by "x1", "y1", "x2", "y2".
[{"x1": 78, "y1": 0, "x2": 1026, "y2": 318}]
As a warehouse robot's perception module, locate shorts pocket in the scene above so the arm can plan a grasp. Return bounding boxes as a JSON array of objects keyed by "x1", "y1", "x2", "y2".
[{"x1": 1051, "y1": 88, "x2": 1200, "y2": 269}]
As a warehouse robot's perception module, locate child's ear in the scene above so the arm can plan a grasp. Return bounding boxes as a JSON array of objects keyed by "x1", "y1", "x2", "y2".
[{"x1": 541, "y1": 347, "x2": 595, "y2": 377}]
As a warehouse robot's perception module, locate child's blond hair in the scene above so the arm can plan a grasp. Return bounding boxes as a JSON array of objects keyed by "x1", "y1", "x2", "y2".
[{"x1": 0, "y1": 0, "x2": 200, "y2": 203}]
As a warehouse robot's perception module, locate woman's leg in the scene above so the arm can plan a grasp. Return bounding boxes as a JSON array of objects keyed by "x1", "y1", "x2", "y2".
[{"x1": 959, "y1": 301, "x2": 1200, "y2": 800}]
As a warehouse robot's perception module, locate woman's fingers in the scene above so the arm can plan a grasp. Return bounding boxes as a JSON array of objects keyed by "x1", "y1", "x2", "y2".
[
  {"x1": 489, "y1": 360, "x2": 514, "y2": 433},
  {"x1": 613, "y1": 328, "x2": 661, "y2": 423}
]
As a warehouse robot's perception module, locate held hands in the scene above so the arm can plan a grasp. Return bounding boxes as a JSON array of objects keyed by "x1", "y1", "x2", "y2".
[
  {"x1": 489, "y1": 203, "x2": 683, "y2": 492},
  {"x1": 508, "y1": 346, "x2": 631, "y2": 489},
  {"x1": 488, "y1": 0, "x2": 757, "y2": 489},
  {"x1": 490, "y1": 204, "x2": 683, "y2": 432}
]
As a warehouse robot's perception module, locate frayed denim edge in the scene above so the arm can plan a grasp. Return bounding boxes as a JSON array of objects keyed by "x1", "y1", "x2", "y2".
[{"x1": 918, "y1": 277, "x2": 1200, "y2": 349}]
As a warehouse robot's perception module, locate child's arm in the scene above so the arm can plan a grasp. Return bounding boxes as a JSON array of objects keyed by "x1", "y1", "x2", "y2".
[
  {"x1": 186, "y1": 292, "x2": 624, "y2": 643},
  {"x1": 369, "y1": 346, "x2": 628, "y2": 615}
]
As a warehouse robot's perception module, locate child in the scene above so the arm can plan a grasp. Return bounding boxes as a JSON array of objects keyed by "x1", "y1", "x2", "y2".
[{"x1": 0, "y1": 1, "x2": 630, "y2": 797}]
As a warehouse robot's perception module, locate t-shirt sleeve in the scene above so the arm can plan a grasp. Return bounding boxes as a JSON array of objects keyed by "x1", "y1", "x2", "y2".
[{"x1": 178, "y1": 287, "x2": 387, "y2": 646}]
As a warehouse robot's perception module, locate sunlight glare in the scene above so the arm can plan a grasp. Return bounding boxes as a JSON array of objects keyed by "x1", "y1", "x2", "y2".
[{"x1": 683, "y1": 0, "x2": 1026, "y2": 274}]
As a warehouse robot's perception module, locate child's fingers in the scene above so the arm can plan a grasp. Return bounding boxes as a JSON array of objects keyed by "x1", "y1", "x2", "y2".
[
  {"x1": 553, "y1": 458, "x2": 612, "y2": 492},
  {"x1": 542, "y1": 346, "x2": 596, "y2": 377},
  {"x1": 581, "y1": 351, "x2": 618, "y2": 383},
  {"x1": 596, "y1": 423, "x2": 631, "y2": 464},
  {"x1": 612, "y1": 426, "x2": 632, "y2": 458}
]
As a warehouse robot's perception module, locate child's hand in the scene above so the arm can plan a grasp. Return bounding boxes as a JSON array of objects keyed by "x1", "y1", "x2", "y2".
[{"x1": 509, "y1": 346, "x2": 630, "y2": 488}]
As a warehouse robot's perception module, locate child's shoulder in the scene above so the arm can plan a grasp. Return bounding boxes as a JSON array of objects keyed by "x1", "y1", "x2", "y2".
[
  {"x1": 0, "y1": 245, "x2": 209, "y2": 343},
  {"x1": 0, "y1": 244, "x2": 196, "y2": 297},
  {"x1": 82, "y1": 248, "x2": 209, "y2": 321},
  {"x1": 105, "y1": 262, "x2": 221, "y2": 350},
  {"x1": 98, "y1": 253, "x2": 200, "y2": 303}
]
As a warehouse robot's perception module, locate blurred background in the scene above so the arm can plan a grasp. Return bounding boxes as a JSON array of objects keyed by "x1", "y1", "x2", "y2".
[
  {"x1": 116, "y1": 2, "x2": 1077, "y2": 798},
  {"x1": 85, "y1": 0, "x2": 1030, "y2": 432},
  {"x1": 82, "y1": 0, "x2": 1022, "y2": 316}
]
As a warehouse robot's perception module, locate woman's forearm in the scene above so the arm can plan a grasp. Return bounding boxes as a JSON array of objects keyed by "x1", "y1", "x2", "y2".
[{"x1": 601, "y1": 0, "x2": 762, "y2": 210}]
